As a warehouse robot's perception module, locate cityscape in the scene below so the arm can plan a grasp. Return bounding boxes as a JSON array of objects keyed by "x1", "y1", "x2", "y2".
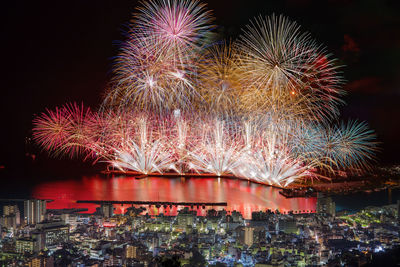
[
  {"x1": 0, "y1": 193, "x2": 400, "y2": 266},
  {"x1": 2, "y1": 0, "x2": 400, "y2": 266}
]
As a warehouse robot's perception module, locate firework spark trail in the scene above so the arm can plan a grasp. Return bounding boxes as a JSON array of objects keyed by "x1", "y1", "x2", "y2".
[
  {"x1": 168, "y1": 115, "x2": 191, "y2": 174},
  {"x1": 104, "y1": 37, "x2": 188, "y2": 113},
  {"x1": 134, "y1": 0, "x2": 213, "y2": 63},
  {"x1": 322, "y1": 120, "x2": 379, "y2": 172},
  {"x1": 236, "y1": 14, "x2": 344, "y2": 121},
  {"x1": 106, "y1": 116, "x2": 176, "y2": 174},
  {"x1": 104, "y1": 35, "x2": 201, "y2": 114},
  {"x1": 33, "y1": 103, "x2": 94, "y2": 158},
  {"x1": 235, "y1": 120, "x2": 334, "y2": 186},
  {"x1": 33, "y1": 107, "x2": 72, "y2": 154},
  {"x1": 196, "y1": 43, "x2": 243, "y2": 116},
  {"x1": 188, "y1": 119, "x2": 244, "y2": 176}
]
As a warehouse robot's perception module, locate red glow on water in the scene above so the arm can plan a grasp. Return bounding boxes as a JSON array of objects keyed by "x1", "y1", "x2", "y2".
[{"x1": 32, "y1": 176, "x2": 316, "y2": 219}]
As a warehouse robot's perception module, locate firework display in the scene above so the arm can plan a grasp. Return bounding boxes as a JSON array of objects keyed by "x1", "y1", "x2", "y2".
[{"x1": 33, "y1": 0, "x2": 378, "y2": 187}]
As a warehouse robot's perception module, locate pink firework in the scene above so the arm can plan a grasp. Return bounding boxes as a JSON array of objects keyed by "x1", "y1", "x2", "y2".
[
  {"x1": 33, "y1": 103, "x2": 94, "y2": 158},
  {"x1": 134, "y1": 0, "x2": 213, "y2": 62},
  {"x1": 33, "y1": 107, "x2": 72, "y2": 154}
]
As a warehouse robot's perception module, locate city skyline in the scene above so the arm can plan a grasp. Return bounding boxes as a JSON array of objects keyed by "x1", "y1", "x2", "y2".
[{"x1": 1, "y1": 0, "x2": 400, "y2": 266}]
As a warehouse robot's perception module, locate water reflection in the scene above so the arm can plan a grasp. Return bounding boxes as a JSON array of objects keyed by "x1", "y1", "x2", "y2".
[{"x1": 32, "y1": 176, "x2": 316, "y2": 219}]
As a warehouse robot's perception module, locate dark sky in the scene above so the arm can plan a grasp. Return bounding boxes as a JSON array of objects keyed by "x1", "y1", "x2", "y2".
[{"x1": 1, "y1": 0, "x2": 400, "y2": 170}]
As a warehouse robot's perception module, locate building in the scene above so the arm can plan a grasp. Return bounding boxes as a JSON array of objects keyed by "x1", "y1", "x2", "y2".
[
  {"x1": 237, "y1": 226, "x2": 255, "y2": 247},
  {"x1": 1, "y1": 204, "x2": 21, "y2": 228},
  {"x1": 100, "y1": 204, "x2": 114, "y2": 218},
  {"x1": 316, "y1": 193, "x2": 336, "y2": 216},
  {"x1": 177, "y1": 213, "x2": 194, "y2": 227},
  {"x1": 3, "y1": 204, "x2": 19, "y2": 216},
  {"x1": 0, "y1": 214, "x2": 19, "y2": 229},
  {"x1": 278, "y1": 219, "x2": 298, "y2": 234},
  {"x1": 16, "y1": 238, "x2": 38, "y2": 254},
  {"x1": 32, "y1": 221, "x2": 69, "y2": 250},
  {"x1": 24, "y1": 199, "x2": 47, "y2": 225},
  {"x1": 61, "y1": 213, "x2": 78, "y2": 230},
  {"x1": 104, "y1": 254, "x2": 123, "y2": 266},
  {"x1": 126, "y1": 245, "x2": 137, "y2": 259},
  {"x1": 27, "y1": 256, "x2": 54, "y2": 267},
  {"x1": 244, "y1": 227, "x2": 254, "y2": 247}
]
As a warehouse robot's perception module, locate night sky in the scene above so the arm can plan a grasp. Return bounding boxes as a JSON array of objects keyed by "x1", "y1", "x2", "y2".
[{"x1": 1, "y1": 0, "x2": 400, "y2": 172}]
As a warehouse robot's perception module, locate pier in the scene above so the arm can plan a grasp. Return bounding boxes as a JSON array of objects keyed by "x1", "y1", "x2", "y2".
[{"x1": 76, "y1": 200, "x2": 227, "y2": 207}]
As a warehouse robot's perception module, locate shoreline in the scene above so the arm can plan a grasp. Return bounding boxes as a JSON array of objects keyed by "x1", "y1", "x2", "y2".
[{"x1": 101, "y1": 169, "x2": 400, "y2": 197}]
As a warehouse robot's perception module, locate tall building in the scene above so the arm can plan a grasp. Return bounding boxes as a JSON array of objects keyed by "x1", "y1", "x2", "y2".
[
  {"x1": 126, "y1": 245, "x2": 137, "y2": 259},
  {"x1": 24, "y1": 200, "x2": 47, "y2": 225},
  {"x1": 101, "y1": 204, "x2": 114, "y2": 218},
  {"x1": 244, "y1": 227, "x2": 254, "y2": 247},
  {"x1": 32, "y1": 221, "x2": 69, "y2": 250},
  {"x1": 316, "y1": 193, "x2": 336, "y2": 217},
  {"x1": 237, "y1": 226, "x2": 255, "y2": 247},
  {"x1": 3, "y1": 205, "x2": 19, "y2": 216},
  {"x1": 0, "y1": 215, "x2": 19, "y2": 229},
  {"x1": 1, "y1": 205, "x2": 21, "y2": 228}
]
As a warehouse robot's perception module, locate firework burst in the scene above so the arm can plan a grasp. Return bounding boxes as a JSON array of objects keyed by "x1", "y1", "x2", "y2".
[
  {"x1": 134, "y1": 0, "x2": 213, "y2": 62},
  {"x1": 236, "y1": 14, "x2": 344, "y2": 121},
  {"x1": 105, "y1": 117, "x2": 175, "y2": 174},
  {"x1": 103, "y1": 36, "x2": 199, "y2": 114},
  {"x1": 322, "y1": 120, "x2": 378, "y2": 172},
  {"x1": 188, "y1": 120, "x2": 243, "y2": 176},
  {"x1": 196, "y1": 43, "x2": 243, "y2": 116},
  {"x1": 33, "y1": 107, "x2": 71, "y2": 154},
  {"x1": 33, "y1": 103, "x2": 93, "y2": 158}
]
